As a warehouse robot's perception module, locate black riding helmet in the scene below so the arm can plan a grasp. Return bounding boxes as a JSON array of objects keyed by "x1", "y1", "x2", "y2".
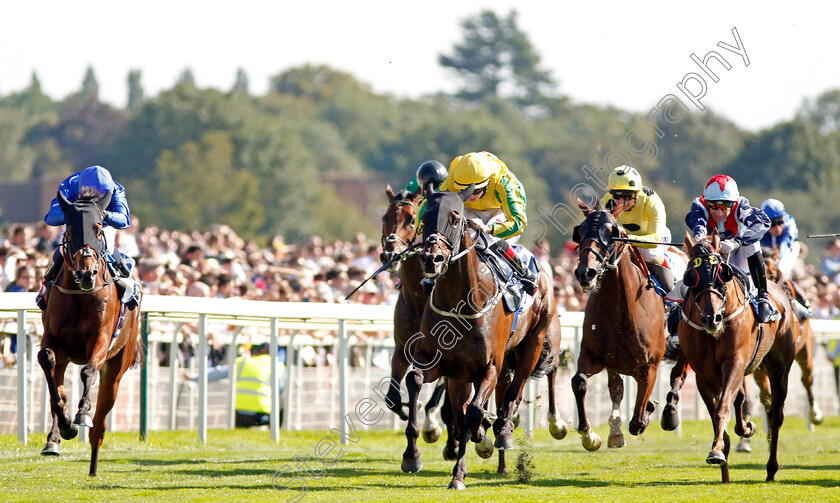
[{"x1": 416, "y1": 160, "x2": 447, "y2": 190}]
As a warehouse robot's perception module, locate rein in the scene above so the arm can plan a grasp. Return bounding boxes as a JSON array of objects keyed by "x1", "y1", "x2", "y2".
[
  {"x1": 57, "y1": 232, "x2": 114, "y2": 294},
  {"x1": 681, "y1": 263, "x2": 747, "y2": 333}
]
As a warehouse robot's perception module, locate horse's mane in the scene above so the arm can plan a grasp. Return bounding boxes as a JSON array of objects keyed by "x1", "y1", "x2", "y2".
[
  {"x1": 77, "y1": 186, "x2": 106, "y2": 202},
  {"x1": 395, "y1": 189, "x2": 421, "y2": 203}
]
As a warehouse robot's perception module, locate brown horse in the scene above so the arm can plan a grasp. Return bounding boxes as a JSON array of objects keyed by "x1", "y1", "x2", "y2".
[
  {"x1": 39, "y1": 189, "x2": 143, "y2": 476},
  {"x1": 401, "y1": 185, "x2": 564, "y2": 489},
  {"x1": 571, "y1": 200, "x2": 665, "y2": 450},
  {"x1": 669, "y1": 230, "x2": 795, "y2": 483},
  {"x1": 380, "y1": 185, "x2": 454, "y2": 457}
]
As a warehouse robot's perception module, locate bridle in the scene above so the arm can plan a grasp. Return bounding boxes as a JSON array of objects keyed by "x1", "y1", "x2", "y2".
[
  {"x1": 381, "y1": 199, "x2": 419, "y2": 258},
  {"x1": 57, "y1": 223, "x2": 115, "y2": 294},
  {"x1": 681, "y1": 251, "x2": 746, "y2": 332}
]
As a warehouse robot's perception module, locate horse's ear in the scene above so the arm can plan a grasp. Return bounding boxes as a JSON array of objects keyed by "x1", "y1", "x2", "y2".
[
  {"x1": 577, "y1": 198, "x2": 592, "y2": 216},
  {"x1": 684, "y1": 231, "x2": 693, "y2": 251},
  {"x1": 97, "y1": 189, "x2": 112, "y2": 213},
  {"x1": 386, "y1": 184, "x2": 396, "y2": 202},
  {"x1": 458, "y1": 183, "x2": 475, "y2": 203},
  {"x1": 425, "y1": 183, "x2": 435, "y2": 200},
  {"x1": 448, "y1": 210, "x2": 461, "y2": 227},
  {"x1": 57, "y1": 190, "x2": 71, "y2": 213},
  {"x1": 710, "y1": 228, "x2": 720, "y2": 251}
]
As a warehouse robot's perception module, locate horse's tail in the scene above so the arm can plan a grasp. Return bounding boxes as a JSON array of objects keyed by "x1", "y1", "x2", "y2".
[
  {"x1": 529, "y1": 335, "x2": 557, "y2": 380},
  {"x1": 131, "y1": 334, "x2": 146, "y2": 369}
]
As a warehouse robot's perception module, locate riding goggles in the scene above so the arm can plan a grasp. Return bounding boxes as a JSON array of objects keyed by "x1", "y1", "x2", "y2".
[
  {"x1": 770, "y1": 216, "x2": 785, "y2": 226},
  {"x1": 707, "y1": 200, "x2": 735, "y2": 210},
  {"x1": 609, "y1": 190, "x2": 637, "y2": 200}
]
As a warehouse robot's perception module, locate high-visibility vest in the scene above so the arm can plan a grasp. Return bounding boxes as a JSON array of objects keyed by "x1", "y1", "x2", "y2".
[{"x1": 235, "y1": 354, "x2": 273, "y2": 413}]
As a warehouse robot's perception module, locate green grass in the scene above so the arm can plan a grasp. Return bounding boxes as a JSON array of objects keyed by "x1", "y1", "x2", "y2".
[{"x1": 2, "y1": 417, "x2": 839, "y2": 502}]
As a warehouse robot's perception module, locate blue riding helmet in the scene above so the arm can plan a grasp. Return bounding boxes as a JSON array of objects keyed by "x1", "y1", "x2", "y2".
[
  {"x1": 78, "y1": 165, "x2": 114, "y2": 195},
  {"x1": 760, "y1": 198, "x2": 787, "y2": 221}
]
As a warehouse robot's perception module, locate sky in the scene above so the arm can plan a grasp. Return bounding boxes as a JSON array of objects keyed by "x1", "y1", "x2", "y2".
[{"x1": 1, "y1": 1, "x2": 838, "y2": 132}]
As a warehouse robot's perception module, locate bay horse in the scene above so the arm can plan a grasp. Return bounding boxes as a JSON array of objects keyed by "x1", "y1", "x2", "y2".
[
  {"x1": 402, "y1": 184, "x2": 564, "y2": 489},
  {"x1": 380, "y1": 185, "x2": 454, "y2": 458},
  {"x1": 669, "y1": 230, "x2": 795, "y2": 483},
  {"x1": 571, "y1": 200, "x2": 664, "y2": 451},
  {"x1": 39, "y1": 189, "x2": 144, "y2": 476}
]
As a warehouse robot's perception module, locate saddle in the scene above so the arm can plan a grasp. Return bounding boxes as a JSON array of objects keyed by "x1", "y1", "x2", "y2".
[{"x1": 474, "y1": 234, "x2": 538, "y2": 314}]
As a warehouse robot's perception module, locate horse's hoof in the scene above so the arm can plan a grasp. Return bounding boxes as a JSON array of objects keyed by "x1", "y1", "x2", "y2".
[
  {"x1": 744, "y1": 420, "x2": 757, "y2": 438},
  {"x1": 60, "y1": 425, "x2": 79, "y2": 440},
  {"x1": 736, "y1": 437, "x2": 752, "y2": 453},
  {"x1": 470, "y1": 425, "x2": 485, "y2": 444},
  {"x1": 661, "y1": 405, "x2": 680, "y2": 431},
  {"x1": 401, "y1": 456, "x2": 423, "y2": 473},
  {"x1": 447, "y1": 479, "x2": 466, "y2": 490},
  {"x1": 811, "y1": 409, "x2": 824, "y2": 425},
  {"x1": 421, "y1": 426, "x2": 442, "y2": 444},
  {"x1": 493, "y1": 433, "x2": 515, "y2": 450},
  {"x1": 73, "y1": 413, "x2": 93, "y2": 428},
  {"x1": 475, "y1": 435, "x2": 494, "y2": 459},
  {"x1": 706, "y1": 450, "x2": 727, "y2": 465},
  {"x1": 607, "y1": 433, "x2": 626, "y2": 449},
  {"x1": 549, "y1": 419, "x2": 568, "y2": 440},
  {"x1": 443, "y1": 444, "x2": 458, "y2": 461},
  {"x1": 41, "y1": 442, "x2": 60, "y2": 456},
  {"x1": 581, "y1": 431, "x2": 601, "y2": 452}
]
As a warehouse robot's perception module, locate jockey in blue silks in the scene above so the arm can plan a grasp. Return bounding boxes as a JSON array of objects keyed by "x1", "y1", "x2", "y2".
[
  {"x1": 36, "y1": 165, "x2": 136, "y2": 310},
  {"x1": 759, "y1": 198, "x2": 812, "y2": 318}
]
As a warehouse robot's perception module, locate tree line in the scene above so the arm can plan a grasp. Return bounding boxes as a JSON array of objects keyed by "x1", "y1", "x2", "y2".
[{"x1": 1, "y1": 9, "x2": 839, "y2": 257}]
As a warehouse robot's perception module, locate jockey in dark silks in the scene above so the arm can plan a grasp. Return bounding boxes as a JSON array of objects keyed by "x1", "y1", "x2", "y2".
[{"x1": 36, "y1": 165, "x2": 137, "y2": 310}]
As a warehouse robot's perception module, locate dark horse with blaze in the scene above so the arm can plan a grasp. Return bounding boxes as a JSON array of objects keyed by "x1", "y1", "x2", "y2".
[
  {"x1": 401, "y1": 184, "x2": 564, "y2": 489},
  {"x1": 38, "y1": 188, "x2": 143, "y2": 476},
  {"x1": 663, "y1": 230, "x2": 795, "y2": 483},
  {"x1": 380, "y1": 185, "x2": 454, "y2": 457},
  {"x1": 571, "y1": 200, "x2": 665, "y2": 450}
]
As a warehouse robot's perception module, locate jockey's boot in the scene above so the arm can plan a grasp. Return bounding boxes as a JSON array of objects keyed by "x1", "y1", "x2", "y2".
[
  {"x1": 647, "y1": 262, "x2": 675, "y2": 294},
  {"x1": 35, "y1": 249, "x2": 62, "y2": 311},
  {"x1": 490, "y1": 240, "x2": 538, "y2": 295},
  {"x1": 663, "y1": 305, "x2": 682, "y2": 360},
  {"x1": 748, "y1": 253, "x2": 780, "y2": 323},
  {"x1": 114, "y1": 252, "x2": 132, "y2": 277},
  {"x1": 791, "y1": 280, "x2": 814, "y2": 317}
]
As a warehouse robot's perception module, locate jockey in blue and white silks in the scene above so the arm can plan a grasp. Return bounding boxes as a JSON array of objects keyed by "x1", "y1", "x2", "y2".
[
  {"x1": 36, "y1": 165, "x2": 136, "y2": 310},
  {"x1": 759, "y1": 198, "x2": 800, "y2": 279}
]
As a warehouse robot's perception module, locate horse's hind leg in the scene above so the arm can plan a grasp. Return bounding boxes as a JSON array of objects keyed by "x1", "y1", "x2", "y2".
[
  {"x1": 37, "y1": 347, "x2": 77, "y2": 451},
  {"x1": 796, "y1": 330, "x2": 823, "y2": 424},
  {"x1": 386, "y1": 343, "x2": 411, "y2": 420},
  {"x1": 606, "y1": 371, "x2": 626, "y2": 448},
  {"x1": 661, "y1": 352, "x2": 687, "y2": 431},
  {"x1": 440, "y1": 391, "x2": 460, "y2": 461},
  {"x1": 546, "y1": 368, "x2": 568, "y2": 440},
  {"x1": 766, "y1": 360, "x2": 792, "y2": 482},
  {"x1": 74, "y1": 364, "x2": 98, "y2": 428},
  {"x1": 89, "y1": 360, "x2": 123, "y2": 477},
  {"x1": 421, "y1": 379, "x2": 446, "y2": 443}
]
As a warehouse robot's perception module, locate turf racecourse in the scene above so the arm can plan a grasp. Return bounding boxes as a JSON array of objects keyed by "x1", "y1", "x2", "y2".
[{"x1": 2, "y1": 417, "x2": 839, "y2": 502}]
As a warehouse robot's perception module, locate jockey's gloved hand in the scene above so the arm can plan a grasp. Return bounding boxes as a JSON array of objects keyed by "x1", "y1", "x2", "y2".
[
  {"x1": 693, "y1": 231, "x2": 707, "y2": 242},
  {"x1": 719, "y1": 239, "x2": 740, "y2": 254},
  {"x1": 467, "y1": 218, "x2": 490, "y2": 234}
]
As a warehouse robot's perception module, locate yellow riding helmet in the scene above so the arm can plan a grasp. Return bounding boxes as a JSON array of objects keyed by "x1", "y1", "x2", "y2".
[
  {"x1": 607, "y1": 165, "x2": 643, "y2": 192},
  {"x1": 450, "y1": 153, "x2": 491, "y2": 190}
]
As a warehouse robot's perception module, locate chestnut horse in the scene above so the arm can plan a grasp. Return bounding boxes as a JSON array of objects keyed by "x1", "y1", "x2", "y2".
[
  {"x1": 380, "y1": 185, "x2": 454, "y2": 457},
  {"x1": 39, "y1": 189, "x2": 143, "y2": 476},
  {"x1": 402, "y1": 185, "x2": 564, "y2": 489},
  {"x1": 571, "y1": 201, "x2": 665, "y2": 451},
  {"x1": 668, "y1": 231, "x2": 795, "y2": 483}
]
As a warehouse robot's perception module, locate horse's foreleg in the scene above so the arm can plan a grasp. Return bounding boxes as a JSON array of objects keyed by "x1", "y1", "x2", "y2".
[
  {"x1": 37, "y1": 348, "x2": 77, "y2": 447},
  {"x1": 440, "y1": 390, "x2": 459, "y2": 461},
  {"x1": 401, "y1": 367, "x2": 425, "y2": 473},
  {"x1": 386, "y1": 344, "x2": 411, "y2": 420},
  {"x1": 606, "y1": 371, "x2": 626, "y2": 448},
  {"x1": 734, "y1": 379, "x2": 756, "y2": 452},
  {"x1": 766, "y1": 359, "x2": 792, "y2": 482},
  {"x1": 89, "y1": 360, "x2": 123, "y2": 477},
  {"x1": 571, "y1": 361, "x2": 602, "y2": 451},
  {"x1": 467, "y1": 364, "x2": 499, "y2": 445},
  {"x1": 707, "y1": 363, "x2": 744, "y2": 469},
  {"x1": 421, "y1": 378, "x2": 446, "y2": 443},
  {"x1": 74, "y1": 364, "x2": 99, "y2": 429},
  {"x1": 448, "y1": 380, "x2": 472, "y2": 490},
  {"x1": 546, "y1": 369, "x2": 568, "y2": 440},
  {"x1": 661, "y1": 352, "x2": 687, "y2": 431}
]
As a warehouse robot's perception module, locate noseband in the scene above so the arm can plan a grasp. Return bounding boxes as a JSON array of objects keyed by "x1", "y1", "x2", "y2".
[
  {"x1": 579, "y1": 237, "x2": 627, "y2": 281},
  {"x1": 682, "y1": 252, "x2": 746, "y2": 331},
  {"x1": 59, "y1": 234, "x2": 114, "y2": 293},
  {"x1": 382, "y1": 200, "x2": 419, "y2": 257}
]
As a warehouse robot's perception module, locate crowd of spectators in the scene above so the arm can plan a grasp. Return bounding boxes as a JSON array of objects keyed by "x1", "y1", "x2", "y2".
[{"x1": 2, "y1": 219, "x2": 840, "y2": 370}]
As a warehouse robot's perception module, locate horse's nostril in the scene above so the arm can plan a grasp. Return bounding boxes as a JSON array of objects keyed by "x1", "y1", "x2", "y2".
[{"x1": 434, "y1": 255, "x2": 444, "y2": 264}]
